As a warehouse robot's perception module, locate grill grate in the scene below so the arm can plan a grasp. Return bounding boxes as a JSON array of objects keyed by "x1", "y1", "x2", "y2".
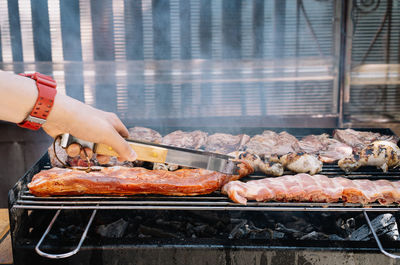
[
  {"x1": 14, "y1": 165, "x2": 400, "y2": 212},
  {"x1": 10, "y1": 127, "x2": 400, "y2": 212}
]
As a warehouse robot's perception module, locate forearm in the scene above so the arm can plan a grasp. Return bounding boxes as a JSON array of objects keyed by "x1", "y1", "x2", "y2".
[
  {"x1": 0, "y1": 70, "x2": 38, "y2": 123},
  {"x1": 0, "y1": 70, "x2": 136, "y2": 161}
]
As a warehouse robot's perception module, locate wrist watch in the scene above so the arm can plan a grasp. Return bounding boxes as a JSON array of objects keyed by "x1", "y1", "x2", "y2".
[{"x1": 18, "y1": 72, "x2": 57, "y2": 130}]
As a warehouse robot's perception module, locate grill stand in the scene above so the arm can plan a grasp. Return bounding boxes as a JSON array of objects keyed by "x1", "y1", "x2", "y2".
[
  {"x1": 364, "y1": 210, "x2": 400, "y2": 260},
  {"x1": 35, "y1": 208, "x2": 97, "y2": 259}
]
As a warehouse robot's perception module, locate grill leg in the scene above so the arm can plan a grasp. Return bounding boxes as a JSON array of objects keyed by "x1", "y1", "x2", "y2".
[
  {"x1": 35, "y1": 208, "x2": 97, "y2": 259},
  {"x1": 363, "y1": 210, "x2": 400, "y2": 259}
]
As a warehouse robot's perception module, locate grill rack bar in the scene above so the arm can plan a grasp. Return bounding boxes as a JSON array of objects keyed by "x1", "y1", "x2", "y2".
[{"x1": 13, "y1": 189, "x2": 400, "y2": 212}]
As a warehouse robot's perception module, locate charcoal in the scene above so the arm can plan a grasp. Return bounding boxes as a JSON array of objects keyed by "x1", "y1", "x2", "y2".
[
  {"x1": 272, "y1": 231, "x2": 285, "y2": 239},
  {"x1": 328, "y1": 234, "x2": 345, "y2": 241},
  {"x1": 300, "y1": 231, "x2": 329, "y2": 240},
  {"x1": 336, "y1": 217, "x2": 356, "y2": 236},
  {"x1": 275, "y1": 223, "x2": 304, "y2": 238},
  {"x1": 229, "y1": 220, "x2": 248, "y2": 239},
  {"x1": 138, "y1": 225, "x2": 181, "y2": 238},
  {"x1": 155, "y1": 219, "x2": 185, "y2": 231},
  {"x1": 350, "y1": 214, "x2": 399, "y2": 241},
  {"x1": 96, "y1": 218, "x2": 128, "y2": 238}
]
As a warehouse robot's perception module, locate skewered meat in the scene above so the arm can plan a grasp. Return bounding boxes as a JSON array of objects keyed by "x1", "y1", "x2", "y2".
[
  {"x1": 333, "y1": 129, "x2": 399, "y2": 152},
  {"x1": 228, "y1": 151, "x2": 283, "y2": 176},
  {"x1": 205, "y1": 133, "x2": 250, "y2": 154},
  {"x1": 128, "y1": 126, "x2": 162, "y2": 143},
  {"x1": 280, "y1": 153, "x2": 323, "y2": 175},
  {"x1": 299, "y1": 134, "x2": 353, "y2": 163},
  {"x1": 244, "y1": 131, "x2": 301, "y2": 156},
  {"x1": 162, "y1": 130, "x2": 208, "y2": 149},
  {"x1": 222, "y1": 173, "x2": 400, "y2": 205},
  {"x1": 28, "y1": 163, "x2": 253, "y2": 197},
  {"x1": 338, "y1": 140, "x2": 400, "y2": 172}
]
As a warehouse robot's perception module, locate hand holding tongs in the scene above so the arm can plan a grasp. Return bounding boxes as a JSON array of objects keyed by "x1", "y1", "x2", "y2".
[{"x1": 59, "y1": 134, "x2": 241, "y2": 174}]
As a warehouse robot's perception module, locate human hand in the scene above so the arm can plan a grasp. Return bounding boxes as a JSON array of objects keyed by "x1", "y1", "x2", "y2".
[{"x1": 42, "y1": 93, "x2": 136, "y2": 162}]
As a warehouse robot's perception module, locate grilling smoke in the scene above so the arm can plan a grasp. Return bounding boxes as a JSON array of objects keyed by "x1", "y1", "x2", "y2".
[{"x1": 0, "y1": 0, "x2": 337, "y2": 129}]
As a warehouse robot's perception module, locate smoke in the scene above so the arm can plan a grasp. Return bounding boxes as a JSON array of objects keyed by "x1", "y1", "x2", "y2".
[{"x1": 0, "y1": 0, "x2": 338, "y2": 129}]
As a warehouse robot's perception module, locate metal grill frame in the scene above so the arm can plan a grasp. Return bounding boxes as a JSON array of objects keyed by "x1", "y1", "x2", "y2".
[{"x1": 7, "y1": 127, "x2": 400, "y2": 260}]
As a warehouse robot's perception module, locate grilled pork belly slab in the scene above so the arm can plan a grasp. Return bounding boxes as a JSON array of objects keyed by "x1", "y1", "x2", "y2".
[
  {"x1": 162, "y1": 130, "x2": 208, "y2": 149},
  {"x1": 222, "y1": 173, "x2": 400, "y2": 205},
  {"x1": 338, "y1": 140, "x2": 400, "y2": 172},
  {"x1": 205, "y1": 133, "x2": 250, "y2": 154},
  {"x1": 333, "y1": 129, "x2": 399, "y2": 152},
  {"x1": 28, "y1": 163, "x2": 253, "y2": 197}
]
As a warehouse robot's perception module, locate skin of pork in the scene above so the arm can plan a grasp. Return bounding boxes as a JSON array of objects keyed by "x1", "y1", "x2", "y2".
[{"x1": 222, "y1": 173, "x2": 400, "y2": 205}]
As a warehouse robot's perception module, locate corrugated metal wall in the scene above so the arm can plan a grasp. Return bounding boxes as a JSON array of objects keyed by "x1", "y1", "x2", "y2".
[
  {"x1": 0, "y1": 0, "x2": 340, "y2": 120},
  {"x1": 344, "y1": 0, "x2": 400, "y2": 122}
]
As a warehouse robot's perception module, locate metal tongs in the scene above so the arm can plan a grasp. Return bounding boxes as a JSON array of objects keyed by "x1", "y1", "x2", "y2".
[{"x1": 60, "y1": 133, "x2": 241, "y2": 174}]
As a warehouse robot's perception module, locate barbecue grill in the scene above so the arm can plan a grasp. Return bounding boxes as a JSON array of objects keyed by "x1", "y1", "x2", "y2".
[
  {"x1": 2, "y1": 0, "x2": 400, "y2": 264},
  {"x1": 7, "y1": 127, "x2": 400, "y2": 264}
]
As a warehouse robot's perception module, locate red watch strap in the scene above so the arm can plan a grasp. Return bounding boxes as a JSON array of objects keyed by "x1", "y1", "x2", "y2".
[{"x1": 18, "y1": 73, "x2": 57, "y2": 130}]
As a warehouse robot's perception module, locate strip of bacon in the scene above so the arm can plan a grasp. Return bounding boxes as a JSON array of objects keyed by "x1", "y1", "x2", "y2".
[
  {"x1": 222, "y1": 174, "x2": 400, "y2": 205},
  {"x1": 28, "y1": 163, "x2": 253, "y2": 197}
]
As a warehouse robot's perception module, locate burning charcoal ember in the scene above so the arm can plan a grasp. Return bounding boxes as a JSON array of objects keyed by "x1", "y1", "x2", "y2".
[
  {"x1": 350, "y1": 214, "x2": 399, "y2": 241},
  {"x1": 96, "y1": 218, "x2": 128, "y2": 238}
]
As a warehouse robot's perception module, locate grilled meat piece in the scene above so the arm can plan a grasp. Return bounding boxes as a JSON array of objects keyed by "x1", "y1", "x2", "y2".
[
  {"x1": 205, "y1": 133, "x2": 250, "y2": 154},
  {"x1": 338, "y1": 140, "x2": 400, "y2": 172},
  {"x1": 28, "y1": 163, "x2": 253, "y2": 197},
  {"x1": 222, "y1": 173, "x2": 400, "y2": 205},
  {"x1": 162, "y1": 130, "x2": 208, "y2": 149},
  {"x1": 333, "y1": 129, "x2": 399, "y2": 152},
  {"x1": 299, "y1": 134, "x2": 328, "y2": 154},
  {"x1": 280, "y1": 153, "x2": 323, "y2": 175},
  {"x1": 229, "y1": 151, "x2": 283, "y2": 176},
  {"x1": 318, "y1": 139, "x2": 353, "y2": 163},
  {"x1": 153, "y1": 163, "x2": 179, "y2": 171},
  {"x1": 299, "y1": 134, "x2": 353, "y2": 163},
  {"x1": 128, "y1": 126, "x2": 162, "y2": 143},
  {"x1": 244, "y1": 130, "x2": 301, "y2": 156}
]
